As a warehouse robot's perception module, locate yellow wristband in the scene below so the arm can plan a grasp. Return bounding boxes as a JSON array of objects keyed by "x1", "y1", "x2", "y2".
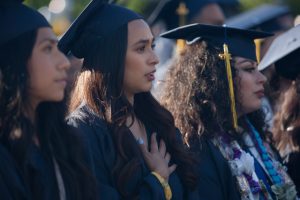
[{"x1": 151, "y1": 171, "x2": 172, "y2": 200}]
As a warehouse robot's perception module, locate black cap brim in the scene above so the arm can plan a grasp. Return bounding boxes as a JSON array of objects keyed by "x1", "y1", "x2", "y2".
[{"x1": 160, "y1": 23, "x2": 273, "y2": 61}]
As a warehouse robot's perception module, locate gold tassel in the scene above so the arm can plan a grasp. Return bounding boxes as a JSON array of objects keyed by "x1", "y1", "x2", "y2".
[
  {"x1": 219, "y1": 44, "x2": 238, "y2": 130},
  {"x1": 176, "y1": 2, "x2": 189, "y2": 53},
  {"x1": 254, "y1": 39, "x2": 262, "y2": 63},
  {"x1": 176, "y1": 39, "x2": 186, "y2": 53}
]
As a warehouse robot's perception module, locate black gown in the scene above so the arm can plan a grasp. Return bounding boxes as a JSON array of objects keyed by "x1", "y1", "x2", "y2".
[
  {"x1": 286, "y1": 152, "x2": 300, "y2": 195},
  {"x1": 0, "y1": 144, "x2": 29, "y2": 200},
  {"x1": 67, "y1": 104, "x2": 197, "y2": 200},
  {"x1": 0, "y1": 142, "x2": 66, "y2": 200},
  {"x1": 193, "y1": 138, "x2": 241, "y2": 200},
  {"x1": 24, "y1": 144, "x2": 61, "y2": 200}
]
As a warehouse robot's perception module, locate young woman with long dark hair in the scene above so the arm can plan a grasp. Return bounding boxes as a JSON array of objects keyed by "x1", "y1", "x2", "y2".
[
  {"x1": 59, "y1": 1, "x2": 198, "y2": 199},
  {"x1": 0, "y1": 1, "x2": 96, "y2": 199}
]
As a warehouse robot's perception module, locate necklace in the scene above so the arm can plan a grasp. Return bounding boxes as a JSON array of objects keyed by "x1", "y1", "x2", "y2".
[
  {"x1": 245, "y1": 119, "x2": 297, "y2": 200},
  {"x1": 246, "y1": 119, "x2": 282, "y2": 185}
]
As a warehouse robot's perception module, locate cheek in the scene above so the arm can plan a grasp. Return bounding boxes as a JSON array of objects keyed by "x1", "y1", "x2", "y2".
[
  {"x1": 123, "y1": 65, "x2": 140, "y2": 90},
  {"x1": 125, "y1": 55, "x2": 144, "y2": 80},
  {"x1": 28, "y1": 57, "x2": 52, "y2": 86},
  {"x1": 27, "y1": 61, "x2": 64, "y2": 102}
]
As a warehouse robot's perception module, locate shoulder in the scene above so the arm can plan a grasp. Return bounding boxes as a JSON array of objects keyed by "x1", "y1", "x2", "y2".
[
  {"x1": 195, "y1": 137, "x2": 241, "y2": 200},
  {"x1": 66, "y1": 104, "x2": 116, "y2": 165},
  {"x1": 193, "y1": 137, "x2": 235, "y2": 184},
  {"x1": 66, "y1": 104, "x2": 112, "y2": 147},
  {"x1": 67, "y1": 104, "x2": 108, "y2": 131}
]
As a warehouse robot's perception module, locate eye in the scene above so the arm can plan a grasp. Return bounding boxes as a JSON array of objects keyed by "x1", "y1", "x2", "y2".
[
  {"x1": 151, "y1": 43, "x2": 156, "y2": 50},
  {"x1": 44, "y1": 45, "x2": 53, "y2": 53},
  {"x1": 244, "y1": 67, "x2": 256, "y2": 73},
  {"x1": 137, "y1": 46, "x2": 146, "y2": 53}
]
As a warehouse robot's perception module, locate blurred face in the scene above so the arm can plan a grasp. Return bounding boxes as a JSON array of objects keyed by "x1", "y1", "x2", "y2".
[
  {"x1": 27, "y1": 27, "x2": 70, "y2": 107},
  {"x1": 124, "y1": 19, "x2": 159, "y2": 98},
  {"x1": 192, "y1": 3, "x2": 225, "y2": 25},
  {"x1": 234, "y1": 57, "x2": 267, "y2": 116}
]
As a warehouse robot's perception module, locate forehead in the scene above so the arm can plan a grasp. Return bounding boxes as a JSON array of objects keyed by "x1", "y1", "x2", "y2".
[
  {"x1": 234, "y1": 57, "x2": 257, "y2": 68},
  {"x1": 127, "y1": 19, "x2": 153, "y2": 43},
  {"x1": 35, "y1": 27, "x2": 56, "y2": 42}
]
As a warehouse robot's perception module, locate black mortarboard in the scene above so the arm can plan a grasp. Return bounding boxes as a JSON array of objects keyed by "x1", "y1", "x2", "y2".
[
  {"x1": 58, "y1": 0, "x2": 142, "y2": 57},
  {"x1": 0, "y1": 0, "x2": 50, "y2": 45},
  {"x1": 160, "y1": 23, "x2": 272, "y2": 61},
  {"x1": 226, "y1": 4, "x2": 291, "y2": 32},
  {"x1": 258, "y1": 25, "x2": 300, "y2": 80}
]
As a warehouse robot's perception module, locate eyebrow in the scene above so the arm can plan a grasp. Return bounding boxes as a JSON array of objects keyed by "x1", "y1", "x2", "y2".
[
  {"x1": 38, "y1": 38, "x2": 58, "y2": 45},
  {"x1": 132, "y1": 38, "x2": 155, "y2": 46},
  {"x1": 236, "y1": 59, "x2": 255, "y2": 65}
]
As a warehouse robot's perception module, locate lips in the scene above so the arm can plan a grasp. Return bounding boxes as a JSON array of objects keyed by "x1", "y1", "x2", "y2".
[
  {"x1": 55, "y1": 78, "x2": 67, "y2": 87},
  {"x1": 255, "y1": 89, "x2": 265, "y2": 98},
  {"x1": 145, "y1": 70, "x2": 156, "y2": 81}
]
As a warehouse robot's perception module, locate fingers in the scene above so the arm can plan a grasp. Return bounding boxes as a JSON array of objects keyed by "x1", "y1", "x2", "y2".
[
  {"x1": 159, "y1": 139, "x2": 166, "y2": 157},
  {"x1": 165, "y1": 153, "x2": 171, "y2": 164},
  {"x1": 150, "y1": 133, "x2": 159, "y2": 153},
  {"x1": 168, "y1": 164, "x2": 177, "y2": 174}
]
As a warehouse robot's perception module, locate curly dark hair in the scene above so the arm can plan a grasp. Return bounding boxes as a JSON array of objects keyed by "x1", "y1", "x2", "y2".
[
  {"x1": 69, "y1": 23, "x2": 198, "y2": 198},
  {"x1": 0, "y1": 30, "x2": 96, "y2": 200},
  {"x1": 273, "y1": 78, "x2": 300, "y2": 156},
  {"x1": 160, "y1": 40, "x2": 269, "y2": 148}
]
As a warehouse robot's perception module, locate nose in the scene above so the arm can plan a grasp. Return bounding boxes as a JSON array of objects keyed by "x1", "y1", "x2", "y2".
[
  {"x1": 57, "y1": 50, "x2": 71, "y2": 70},
  {"x1": 257, "y1": 71, "x2": 267, "y2": 84},
  {"x1": 149, "y1": 50, "x2": 159, "y2": 66}
]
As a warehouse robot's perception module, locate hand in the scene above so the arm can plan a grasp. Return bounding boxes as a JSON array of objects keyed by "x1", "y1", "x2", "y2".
[{"x1": 139, "y1": 133, "x2": 177, "y2": 181}]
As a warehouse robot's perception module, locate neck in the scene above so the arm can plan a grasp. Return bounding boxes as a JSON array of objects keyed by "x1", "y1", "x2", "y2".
[
  {"x1": 124, "y1": 91, "x2": 134, "y2": 105},
  {"x1": 25, "y1": 98, "x2": 39, "y2": 124}
]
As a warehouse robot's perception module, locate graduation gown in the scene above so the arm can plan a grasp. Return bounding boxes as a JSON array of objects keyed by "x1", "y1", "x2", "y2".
[
  {"x1": 24, "y1": 144, "x2": 61, "y2": 200},
  {"x1": 193, "y1": 138, "x2": 241, "y2": 200},
  {"x1": 0, "y1": 142, "x2": 66, "y2": 200},
  {"x1": 286, "y1": 152, "x2": 300, "y2": 195},
  {"x1": 0, "y1": 144, "x2": 29, "y2": 200},
  {"x1": 67, "y1": 104, "x2": 196, "y2": 200}
]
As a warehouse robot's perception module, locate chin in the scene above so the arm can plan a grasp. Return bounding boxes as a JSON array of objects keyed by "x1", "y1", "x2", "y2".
[
  {"x1": 50, "y1": 93, "x2": 65, "y2": 102},
  {"x1": 247, "y1": 106, "x2": 262, "y2": 114},
  {"x1": 141, "y1": 85, "x2": 152, "y2": 93},
  {"x1": 241, "y1": 102, "x2": 262, "y2": 115}
]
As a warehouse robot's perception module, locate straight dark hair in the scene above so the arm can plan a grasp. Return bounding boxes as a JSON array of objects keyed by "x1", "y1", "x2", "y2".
[{"x1": 0, "y1": 30, "x2": 96, "y2": 200}]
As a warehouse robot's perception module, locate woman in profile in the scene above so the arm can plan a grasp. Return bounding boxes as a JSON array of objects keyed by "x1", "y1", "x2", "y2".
[
  {"x1": 0, "y1": 1, "x2": 96, "y2": 199},
  {"x1": 160, "y1": 23, "x2": 297, "y2": 199},
  {"x1": 59, "y1": 1, "x2": 198, "y2": 199}
]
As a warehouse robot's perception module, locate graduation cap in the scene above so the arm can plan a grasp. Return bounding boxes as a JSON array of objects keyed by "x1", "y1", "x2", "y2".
[
  {"x1": 161, "y1": 23, "x2": 272, "y2": 130},
  {"x1": 160, "y1": 23, "x2": 272, "y2": 60},
  {"x1": 0, "y1": 0, "x2": 50, "y2": 45},
  {"x1": 226, "y1": 4, "x2": 291, "y2": 32},
  {"x1": 258, "y1": 25, "x2": 300, "y2": 80},
  {"x1": 58, "y1": 0, "x2": 142, "y2": 57}
]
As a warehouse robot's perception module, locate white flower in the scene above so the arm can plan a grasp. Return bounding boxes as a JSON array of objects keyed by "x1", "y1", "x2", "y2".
[{"x1": 229, "y1": 151, "x2": 254, "y2": 176}]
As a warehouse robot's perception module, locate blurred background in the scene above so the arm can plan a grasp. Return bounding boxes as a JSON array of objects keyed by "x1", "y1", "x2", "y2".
[{"x1": 24, "y1": 0, "x2": 300, "y2": 36}]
